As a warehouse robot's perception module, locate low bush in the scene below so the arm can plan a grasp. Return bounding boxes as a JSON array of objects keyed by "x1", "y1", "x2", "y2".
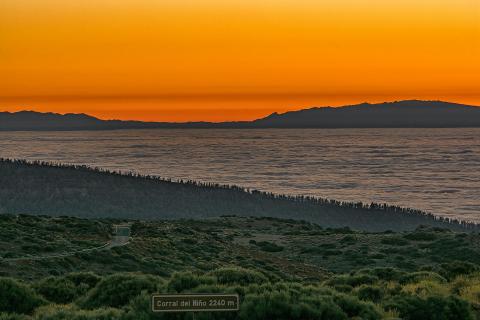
[
  {"x1": 0, "y1": 278, "x2": 44, "y2": 314},
  {"x1": 437, "y1": 261, "x2": 479, "y2": 280},
  {"x1": 78, "y1": 273, "x2": 161, "y2": 309},
  {"x1": 356, "y1": 285, "x2": 383, "y2": 303},
  {"x1": 325, "y1": 274, "x2": 378, "y2": 288},
  {"x1": 211, "y1": 267, "x2": 268, "y2": 286},
  {"x1": 333, "y1": 294, "x2": 381, "y2": 320},
  {"x1": 34, "y1": 277, "x2": 77, "y2": 304},
  {"x1": 401, "y1": 280, "x2": 449, "y2": 298},
  {"x1": 340, "y1": 235, "x2": 357, "y2": 245},
  {"x1": 385, "y1": 294, "x2": 474, "y2": 320},
  {"x1": 381, "y1": 237, "x2": 409, "y2": 246},
  {"x1": 404, "y1": 232, "x2": 437, "y2": 241},
  {"x1": 65, "y1": 272, "x2": 101, "y2": 294},
  {"x1": 300, "y1": 246, "x2": 323, "y2": 254},
  {"x1": 0, "y1": 313, "x2": 30, "y2": 320},
  {"x1": 167, "y1": 272, "x2": 216, "y2": 292},
  {"x1": 399, "y1": 271, "x2": 446, "y2": 285},
  {"x1": 356, "y1": 268, "x2": 406, "y2": 282},
  {"x1": 34, "y1": 305, "x2": 123, "y2": 320},
  {"x1": 239, "y1": 291, "x2": 348, "y2": 320},
  {"x1": 255, "y1": 241, "x2": 284, "y2": 252}
]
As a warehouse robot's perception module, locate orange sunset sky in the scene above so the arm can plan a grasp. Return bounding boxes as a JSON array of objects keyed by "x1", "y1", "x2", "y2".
[{"x1": 1, "y1": 0, "x2": 479, "y2": 121}]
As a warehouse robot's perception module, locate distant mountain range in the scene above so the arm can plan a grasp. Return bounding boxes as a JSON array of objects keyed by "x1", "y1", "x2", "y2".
[{"x1": 1, "y1": 100, "x2": 480, "y2": 130}]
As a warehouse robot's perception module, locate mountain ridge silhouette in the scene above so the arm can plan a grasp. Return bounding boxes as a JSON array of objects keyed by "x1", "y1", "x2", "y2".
[{"x1": 1, "y1": 100, "x2": 480, "y2": 130}]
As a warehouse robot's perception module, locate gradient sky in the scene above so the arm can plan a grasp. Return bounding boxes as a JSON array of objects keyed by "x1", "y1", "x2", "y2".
[{"x1": 1, "y1": 0, "x2": 479, "y2": 121}]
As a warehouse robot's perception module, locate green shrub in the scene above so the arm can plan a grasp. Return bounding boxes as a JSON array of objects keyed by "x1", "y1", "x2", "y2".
[
  {"x1": 120, "y1": 293, "x2": 154, "y2": 320},
  {"x1": 381, "y1": 237, "x2": 409, "y2": 246},
  {"x1": 256, "y1": 241, "x2": 284, "y2": 252},
  {"x1": 401, "y1": 280, "x2": 449, "y2": 297},
  {"x1": 325, "y1": 274, "x2": 378, "y2": 288},
  {"x1": 332, "y1": 284, "x2": 353, "y2": 293},
  {"x1": 0, "y1": 313, "x2": 30, "y2": 320},
  {"x1": 78, "y1": 274, "x2": 161, "y2": 309},
  {"x1": 65, "y1": 272, "x2": 101, "y2": 288},
  {"x1": 340, "y1": 235, "x2": 357, "y2": 245},
  {"x1": 34, "y1": 272, "x2": 101, "y2": 304},
  {"x1": 239, "y1": 291, "x2": 348, "y2": 320},
  {"x1": 356, "y1": 285, "x2": 383, "y2": 303},
  {"x1": 437, "y1": 261, "x2": 479, "y2": 280},
  {"x1": 167, "y1": 272, "x2": 216, "y2": 292},
  {"x1": 404, "y1": 232, "x2": 437, "y2": 241},
  {"x1": 385, "y1": 294, "x2": 473, "y2": 320},
  {"x1": 211, "y1": 267, "x2": 267, "y2": 286},
  {"x1": 323, "y1": 250, "x2": 342, "y2": 257},
  {"x1": 300, "y1": 246, "x2": 323, "y2": 254},
  {"x1": 34, "y1": 277, "x2": 76, "y2": 304},
  {"x1": 369, "y1": 253, "x2": 386, "y2": 259},
  {"x1": 34, "y1": 305, "x2": 123, "y2": 320},
  {"x1": 400, "y1": 272, "x2": 446, "y2": 285},
  {"x1": 0, "y1": 278, "x2": 44, "y2": 314},
  {"x1": 320, "y1": 243, "x2": 337, "y2": 249},
  {"x1": 361, "y1": 269, "x2": 400, "y2": 282},
  {"x1": 333, "y1": 294, "x2": 381, "y2": 320}
]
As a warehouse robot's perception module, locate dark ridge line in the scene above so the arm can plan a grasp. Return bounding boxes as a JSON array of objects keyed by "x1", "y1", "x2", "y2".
[
  {"x1": 1, "y1": 158, "x2": 478, "y2": 231},
  {"x1": 2, "y1": 100, "x2": 480, "y2": 131}
]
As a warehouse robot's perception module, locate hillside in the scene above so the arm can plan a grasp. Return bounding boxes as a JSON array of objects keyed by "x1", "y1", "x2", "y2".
[
  {"x1": 1, "y1": 100, "x2": 480, "y2": 130},
  {"x1": 0, "y1": 159, "x2": 475, "y2": 232},
  {"x1": 0, "y1": 111, "x2": 161, "y2": 131},
  {"x1": 253, "y1": 100, "x2": 480, "y2": 128},
  {"x1": 2, "y1": 214, "x2": 479, "y2": 280},
  {"x1": 1, "y1": 214, "x2": 480, "y2": 319}
]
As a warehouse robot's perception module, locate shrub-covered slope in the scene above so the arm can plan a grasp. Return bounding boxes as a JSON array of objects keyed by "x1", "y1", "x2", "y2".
[
  {"x1": 1, "y1": 215, "x2": 480, "y2": 319},
  {"x1": 0, "y1": 159, "x2": 475, "y2": 232},
  {"x1": 2, "y1": 215, "x2": 480, "y2": 281}
]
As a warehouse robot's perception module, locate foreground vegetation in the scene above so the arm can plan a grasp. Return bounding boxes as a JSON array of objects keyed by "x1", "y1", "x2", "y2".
[
  {"x1": 2, "y1": 265, "x2": 480, "y2": 320},
  {"x1": 1, "y1": 214, "x2": 480, "y2": 319},
  {"x1": 0, "y1": 159, "x2": 476, "y2": 232}
]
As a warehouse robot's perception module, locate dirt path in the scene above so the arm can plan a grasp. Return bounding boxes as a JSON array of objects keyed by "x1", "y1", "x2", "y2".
[{"x1": 2, "y1": 227, "x2": 130, "y2": 262}]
